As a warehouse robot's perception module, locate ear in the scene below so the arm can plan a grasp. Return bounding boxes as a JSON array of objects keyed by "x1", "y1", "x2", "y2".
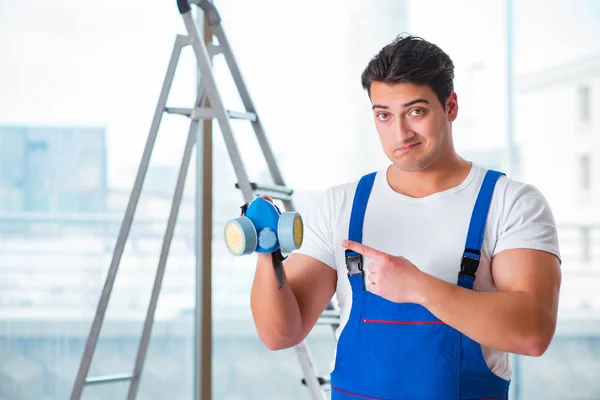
[{"x1": 446, "y1": 92, "x2": 459, "y2": 122}]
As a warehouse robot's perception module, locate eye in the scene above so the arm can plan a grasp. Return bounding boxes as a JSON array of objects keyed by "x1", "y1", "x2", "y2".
[
  {"x1": 376, "y1": 113, "x2": 389, "y2": 121},
  {"x1": 409, "y1": 108, "x2": 425, "y2": 117}
]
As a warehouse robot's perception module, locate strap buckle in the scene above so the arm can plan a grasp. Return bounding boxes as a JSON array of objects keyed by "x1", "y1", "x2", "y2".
[
  {"x1": 459, "y1": 248, "x2": 481, "y2": 278},
  {"x1": 345, "y1": 250, "x2": 363, "y2": 276}
]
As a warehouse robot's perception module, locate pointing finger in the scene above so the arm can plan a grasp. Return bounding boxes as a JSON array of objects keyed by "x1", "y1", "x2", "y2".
[{"x1": 342, "y1": 240, "x2": 388, "y2": 261}]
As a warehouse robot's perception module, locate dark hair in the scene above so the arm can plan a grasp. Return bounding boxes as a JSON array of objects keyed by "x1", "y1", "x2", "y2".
[{"x1": 361, "y1": 34, "x2": 455, "y2": 110}]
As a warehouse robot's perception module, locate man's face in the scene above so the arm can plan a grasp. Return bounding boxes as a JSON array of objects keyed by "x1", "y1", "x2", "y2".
[{"x1": 369, "y1": 81, "x2": 458, "y2": 172}]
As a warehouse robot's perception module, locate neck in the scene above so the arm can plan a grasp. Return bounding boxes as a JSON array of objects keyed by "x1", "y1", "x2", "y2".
[{"x1": 387, "y1": 151, "x2": 472, "y2": 198}]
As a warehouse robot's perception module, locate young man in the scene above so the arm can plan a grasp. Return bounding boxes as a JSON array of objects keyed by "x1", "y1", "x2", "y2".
[{"x1": 250, "y1": 35, "x2": 561, "y2": 399}]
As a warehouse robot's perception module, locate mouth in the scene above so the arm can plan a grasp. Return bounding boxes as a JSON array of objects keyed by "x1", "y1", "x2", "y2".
[{"x1": 395, "y1": 142, "x2": 421, "y2": 153}]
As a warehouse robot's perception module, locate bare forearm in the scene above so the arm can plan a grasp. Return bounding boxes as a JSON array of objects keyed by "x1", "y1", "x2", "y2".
[
  {"x1": 418, "y1": 275, "x2": 556, "y2": 356},
  {"x1": 250, "y1": 254, "x2": 302, "y2": 350}
]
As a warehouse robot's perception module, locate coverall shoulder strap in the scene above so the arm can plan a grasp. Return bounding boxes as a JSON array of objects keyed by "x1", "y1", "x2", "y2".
[{"x1": 347, "y1": 172, "x2": 377, "y2": 245}]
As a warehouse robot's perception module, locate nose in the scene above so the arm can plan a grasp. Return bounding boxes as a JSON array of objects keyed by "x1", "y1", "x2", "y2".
[{"x1": 392, "y1": 117, "x2": 415, "y2": 144}]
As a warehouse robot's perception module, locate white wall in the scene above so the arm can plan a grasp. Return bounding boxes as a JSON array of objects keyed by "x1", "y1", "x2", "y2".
[{"x1": 516, "y1": 73, "x2": 600, "y2": 224}]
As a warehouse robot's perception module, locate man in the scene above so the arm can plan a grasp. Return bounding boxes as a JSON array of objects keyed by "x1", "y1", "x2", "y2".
[{"x1": 249, "y1": 34, "x2": 561, "y2": 399}]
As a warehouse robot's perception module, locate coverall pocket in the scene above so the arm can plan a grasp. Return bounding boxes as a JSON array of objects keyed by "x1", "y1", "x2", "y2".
[{"x1": 358, "y1": 293, "x2": 462, "y2": 399}]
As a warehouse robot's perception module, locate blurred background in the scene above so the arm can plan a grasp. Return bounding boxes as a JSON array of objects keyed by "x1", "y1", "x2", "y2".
[{"x1": 0, "y1": 0, "x2": 599, "y2": 399}]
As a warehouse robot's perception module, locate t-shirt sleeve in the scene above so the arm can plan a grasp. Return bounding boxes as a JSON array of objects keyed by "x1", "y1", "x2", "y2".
[
  {"x1": 291, "y1": 187, "x2": 337, "y2": 270},
  {"x1": 493, "y1": 182, "x2": 561, "y2": 263}
]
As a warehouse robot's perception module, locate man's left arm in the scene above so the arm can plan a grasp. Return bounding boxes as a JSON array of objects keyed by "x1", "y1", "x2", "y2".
[
  {"x1": 416, "y1": 248, "x2": 561, "y2": 356},
  {"x1": 342, "y1": 181, "x2": 562, "y2": 356},
  {"x1": 341, "y1": 240, "x2": 562, "y2": 357}
]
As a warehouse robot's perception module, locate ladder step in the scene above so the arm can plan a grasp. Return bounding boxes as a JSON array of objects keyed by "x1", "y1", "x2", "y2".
[
  {"x1": 316, "y1": 309, "x2": 340, "y2": 325},
  {"x1": 321, "y1": 309, "x2": 339, "y2": 318},
  {"x1": 301, "y1": 375, "x2": 330, "y2": 387},
  {"x1": 316, "y1": 317, "x2": 340, "y2": 326},
  {"x1": 236, "y1": 182, "x2": 294, "y2": 201},
  {"x1": 165, "y1": 107, "x2": 256, "y2": 121},
  {"x1": 207, "y1": 43, "x2": 223, "y2": 57},
  {"x1": 165, "y1": 107, "x2": 190, "y2": 116},
  {"x1": 85, "y1": 373, "x2": 135, "y2": 386},
  {"x1": 226, "y1": 110, "x2": 257, "y2": 121}
]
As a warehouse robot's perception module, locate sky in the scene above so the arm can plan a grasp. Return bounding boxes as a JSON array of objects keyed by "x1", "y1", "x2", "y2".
[{"x1": 0, "y1": 0, "x2": 599, "y2": 191}]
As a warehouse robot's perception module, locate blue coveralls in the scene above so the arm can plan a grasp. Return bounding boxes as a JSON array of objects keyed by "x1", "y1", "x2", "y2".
[{"x1": 330, "y1": 170, "x2": 511, "y2": 400}]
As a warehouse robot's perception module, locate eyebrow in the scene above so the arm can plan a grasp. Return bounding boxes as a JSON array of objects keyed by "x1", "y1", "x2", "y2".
[{"x1": 372, "y1": 98, "x2": 430, "y2": 110}]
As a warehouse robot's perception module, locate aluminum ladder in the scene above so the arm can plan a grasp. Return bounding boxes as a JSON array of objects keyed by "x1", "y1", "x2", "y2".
[{"x1": 70, "y1": 1, "x2": 339, "y2": 399}]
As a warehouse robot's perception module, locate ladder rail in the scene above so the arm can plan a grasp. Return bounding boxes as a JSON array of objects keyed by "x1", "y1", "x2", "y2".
[
  {"x1": 181, "y1": 9, "x2": 255, "y2": 204},
  {"x1": 221, "y1": 28, "x2": 294, "y2": 210},
  {"x1": 199, "y1": 0, "x2": 342, "y2": 334},
  {"x1": 181, "y1": 7, "x2": 328, "y2": 397},
  {"x1": 198, "y1": 0, "x2": 292, "y2": 209},
  {"x1": 196, "y1": 1, "x2": 338, "y2": 395},
  {"x1": 71, "y1": 2, "x2": 338, "y2": 399},
  {"x1": 127, "y1": 88, "x2": 205, "y2": 400},
  {"x1": 69, "y1": 34, "x2": 190, "y2": 400}
]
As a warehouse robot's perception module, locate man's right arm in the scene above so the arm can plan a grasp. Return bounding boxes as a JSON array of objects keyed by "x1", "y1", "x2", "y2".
[{"x1": 250, "y1": 252, "x2": 337, "y2": 350}]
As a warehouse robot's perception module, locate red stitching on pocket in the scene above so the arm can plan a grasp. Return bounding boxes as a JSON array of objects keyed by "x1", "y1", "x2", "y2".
[
  {"x1": 332, "y1": 385, "x2": 506, "y2": 399},
  {"x1": 331, "y1": 386, "x2": 385, "y2": 399},
  {"x1": 362, "y1": 319, "x2": 445, "y2": 325}
]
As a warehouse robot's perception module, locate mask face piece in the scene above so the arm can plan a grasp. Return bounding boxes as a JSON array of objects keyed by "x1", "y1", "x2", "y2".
[{"x1": 224, "y1": 197, "x2": 304, "y2": 256}]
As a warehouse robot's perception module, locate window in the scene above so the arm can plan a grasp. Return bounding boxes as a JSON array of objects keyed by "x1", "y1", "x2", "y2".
[
  {"x1": 579, "y1": 153, "x2": 591, "y2": 192},
  {"x1": 2, "y1": 1, "x2": 600, "y2": 399},
  {"x1": 578, "y1": 85, "x2": 591, "y2": 124}
]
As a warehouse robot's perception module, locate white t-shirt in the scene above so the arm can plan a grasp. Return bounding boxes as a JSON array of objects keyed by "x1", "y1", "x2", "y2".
[{"x1": 293, "y1": 162, "x2": 561, "y2": 381}]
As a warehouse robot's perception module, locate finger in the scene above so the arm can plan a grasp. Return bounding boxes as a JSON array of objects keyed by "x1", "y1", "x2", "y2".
[
  {"x1": 260, "y1": 194, "x2": 274, "y2": 203},
  {"x1": 367, "y1": 263, "x2": 380, "y2": 273},
  {"x1": 367, "y1": 262, "x2": 379, "y2": 284},
  {"x1": 367, "y1": 271, "x2": 377, "y2": 284},
  {"x1": 342, "y1": 240, "x2": 387, "y2": 261}
]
